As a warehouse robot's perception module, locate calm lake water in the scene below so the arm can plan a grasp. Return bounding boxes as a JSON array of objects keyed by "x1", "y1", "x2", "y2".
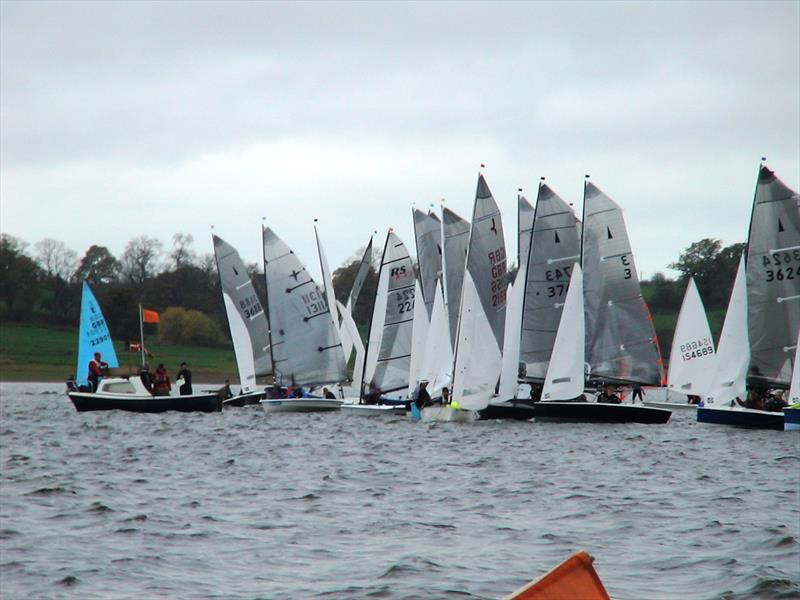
[{"x1": 1, "y1": 382, "x2": 798, "y2": 599}]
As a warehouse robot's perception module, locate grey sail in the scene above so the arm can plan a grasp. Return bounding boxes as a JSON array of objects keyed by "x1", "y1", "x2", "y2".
[
  {"x1": 442, "y1": 207, "x2": 470, "y2": 350},
  {"x1": 746, "y1": 165, "x2": 800, "y2": 386},
  {"x1": 413, "y1": 209, "x2": 443, "y2": 319},
  {"x1": 362, "y1": 231, "x2": 416, "y2": 394},
  {"x1": 465, "y1": 174, "x2": 507, "y2": 350},
  {"x1": 262, "y1": 227, "x2": 347, "y2": 387},
  {"x1": 212, "y1": 235, "x2": 272, "y2": 381},
  {"x1": 582, "y1": 181, "x2": 663, "y2": 385},
  {"x1": 519, "y1": 183, "x2": 581, "y2": 381},
  {"x1": 518, "y1": 195, "x2": 535, "y2": 270},
  {"x1": 348, "y1": 237, "x2": 373, "y2": 310}
]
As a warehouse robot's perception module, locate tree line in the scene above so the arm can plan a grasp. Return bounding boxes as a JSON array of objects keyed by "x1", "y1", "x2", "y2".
[{"x1": 0, "y1": 231, "x2": 744, "y2": 358}]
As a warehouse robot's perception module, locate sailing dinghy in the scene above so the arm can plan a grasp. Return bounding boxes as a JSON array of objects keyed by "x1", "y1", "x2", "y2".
[
  {"x1": 423, "y1": 173, "x2": 507, "y2": 422},
  {"x1": 644, "y1": 277, "x2": 715, "y2": 410},
  {"x1": 67, "y1": 285, "x2": 221, "y2": 413},
  {"x1": 212, "y1": 234, "x2": 272, "y2": 406},
  {"x1": 481, "y1": 183, "x2": 581, "y2": 420},
  {"x1": 259, "y1": 226, "x2": 346, "y2": 413},
  {"x1": 342, "y1": 229, "x2": 415, "y2": 416},
  {"x1": 533, "y1": 179, "x2": 671, "y2": 423},
  {"x1": 699, "y1": 164, "x2": 799, "y2": 429}
]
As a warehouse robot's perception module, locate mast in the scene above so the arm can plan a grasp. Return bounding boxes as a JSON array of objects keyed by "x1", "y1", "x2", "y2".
[
  {"x1": 138, "y1": 303, "x2": 145, "y2": 367},
  {"x1": 261, "y1": 220, "x2": 277, "y2": 386}
]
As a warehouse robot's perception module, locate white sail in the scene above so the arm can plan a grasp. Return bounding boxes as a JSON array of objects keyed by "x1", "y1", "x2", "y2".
[
  {"x1": 262, "y1": 227, "x2": 347, "y2": 387},
  {"x1": 407, "y1": 279, "x2": 429, "y2": 398},
  {"x1": 452, "y1": 174, "x2": 508, "y2": 410},
  {"x1": 442, "y1": 207, "x2": 470, "y2": 350},
  {"x1": 337, "y1": 300, "x2": 365, "y2": 395},
  {"x1": 704, "y1": 255, "x2": 749, "y2": 407},
  {"x1": 498, "y1": 262, "x2": 526, "y2": 400},
  {"x1": 518, "y1": 195, "x2": 535, "y2": 274},
  {"x1": 340, "y1": 238, "x2": 373, "y2": 362},
  {"x1": 582, "y1": 181, "x2": 663, "y2": 385},
  {"x1": 667, "y1": 277, "x2": 716, "y2": 398},
  {"x1": 419, "y1": 278, "x2": 453, "y2": 398},
  {"x1": 315, "y1": 226, "x2": 348, "y2": 371},
  {"x1": 542, "y1": 263, "x2": 585, "y2": 402},
  {"x1": 745, "y1": 164, "x2": 800, "y2": 387},
  {"x1": 413, "y1": 209, "x2": 443, "y2": 319},
  {"x1": 789, "y1": 330, "x2": 800, "y2": 404},
  {"x1": 213, "y1": 234, "x2": 272, "y2": 392},
  {"x1": 362, "y1": 231, "x2": 416, "y2": 395}
]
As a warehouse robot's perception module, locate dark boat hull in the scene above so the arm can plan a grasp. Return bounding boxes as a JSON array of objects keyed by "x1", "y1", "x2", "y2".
[
  {"x1": 532, "y1": 401, "x2": 671, "y2": 424},
  {"x1": 479, "y1": 400, "x2": 537, "y2": 421},
  {"x1": 222, "y1": 390, "x2": 265, "y2": 407},
  {"x1": 697, "y1": 406, "x2": 783, "y2": 430},
  {"x1": 69, "y1": 393, "x2": 221, "y2": 413}
]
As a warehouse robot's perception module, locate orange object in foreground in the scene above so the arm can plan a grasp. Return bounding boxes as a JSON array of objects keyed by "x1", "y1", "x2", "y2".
[{"x1": 503, "y1": 551, "x2": 611, "y2": 600}]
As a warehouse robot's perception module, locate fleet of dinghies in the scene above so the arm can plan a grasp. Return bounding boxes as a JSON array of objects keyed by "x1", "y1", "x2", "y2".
[{"x1": 66, "y1": 162, "x2": 799, "y2": 431}]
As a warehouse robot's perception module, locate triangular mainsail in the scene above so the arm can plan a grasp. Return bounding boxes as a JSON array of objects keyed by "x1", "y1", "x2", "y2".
[
  {"x1": 704, "y1": 255, "x2": 749, "y2": 407},
  {"x1": 542, "y1": 263, "x2": 585, "y2": 402},
  {"x1": 262, "y1": 227, "x2": 346, "y2": 387},
  {"x1": 339, "y1": 237, "x2": 373, "y2": 364},
  {"x1": 413, "y1": 209, "x2": 443, "y2": 319},
  {"x1": 582, "y1": 181, "x2": 663, "y2": 385},
  {"x1": 518, "y1": 195, "x2": 535, "y2": 273},
  {"x1": 520, "y1": 182, "x2": 581, "y2": 382},
  {"x1": 452, "y1": 174, "x2": 508, "y2": 410},
  {"x1": 442, "y1": 207, "x2": 470, "y2": 350},
  {"x1": 213, "y1": 234, "x2": 272, "y2": 393},
  {"x1": 498, "y1": 261, "x2": 526, "y2": 400},
  {"x1": 745, "y1": 164, "x2": 800, "y2": 387},
  {"x1": 789, "y1": 330, "x2": 800, "y2": 404},
  {"x1": 76, "y1": 282, "x2": 119, "y2": 385},
  {"x1": 667, "y1": 278, "x2": 715, "y2": 397},
  {"x1": 315, "y1": 226, "x2": 348, "y2": 370},
  {"x1": 362, "y1": 231, "x2": 416, "y2": 395}
]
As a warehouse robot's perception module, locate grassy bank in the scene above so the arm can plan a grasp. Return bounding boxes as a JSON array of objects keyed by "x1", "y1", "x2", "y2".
[{"x1": 0, "y1": 323, "x2": 238, "y2": 383}]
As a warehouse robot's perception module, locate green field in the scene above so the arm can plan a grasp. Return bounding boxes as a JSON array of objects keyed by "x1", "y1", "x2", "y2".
[{"x1": 0, "y1": 323, "x2": 238, "y2": 383}]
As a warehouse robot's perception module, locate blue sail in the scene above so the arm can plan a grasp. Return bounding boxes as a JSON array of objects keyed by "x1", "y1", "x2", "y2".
[{"x1": 76, "y1": 282, "x2": 119, "y2": 385}]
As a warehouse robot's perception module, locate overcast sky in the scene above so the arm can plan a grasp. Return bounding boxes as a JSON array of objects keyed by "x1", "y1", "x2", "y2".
[{"x1": 2, "y1": 1, "x2": 798, "y2": 282}]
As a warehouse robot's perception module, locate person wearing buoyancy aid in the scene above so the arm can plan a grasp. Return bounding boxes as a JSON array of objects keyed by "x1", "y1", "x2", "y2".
[
  {"x1": 153, "y1": 364, "x2": 172, "y2": 396},
  {"x1": 88, "y1": 352, "x2": 109, "y2": 392}
]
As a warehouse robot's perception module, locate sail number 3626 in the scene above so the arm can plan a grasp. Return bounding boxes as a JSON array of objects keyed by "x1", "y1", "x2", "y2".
[{"x1": 763, "y1": 250, "x2": 800, "y2": 282}]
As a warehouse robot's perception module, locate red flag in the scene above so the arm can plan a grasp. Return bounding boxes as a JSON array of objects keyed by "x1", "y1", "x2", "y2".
[{"x1": 142, "y1": 309, "x2": 160, "y2": 324}]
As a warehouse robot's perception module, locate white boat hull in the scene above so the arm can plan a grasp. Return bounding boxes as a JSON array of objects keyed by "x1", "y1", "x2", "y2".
[
  {"x1": 420, "y1": 405, "x2": 477, "y2": 422},
  {"x1": 260, "y1": 398, "x2": 342, "y2": 413}
]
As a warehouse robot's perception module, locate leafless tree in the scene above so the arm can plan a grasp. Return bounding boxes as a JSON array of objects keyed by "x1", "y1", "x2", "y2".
[
  {"x1": 34, "y1": 238, "x2": 78, "y2": 280},
  {"x1": 170, "y1": 233, "x2": 197, "y2": 270},
  {"x1": 120, "y1": 235, "x2": 163, "y2": 284}
]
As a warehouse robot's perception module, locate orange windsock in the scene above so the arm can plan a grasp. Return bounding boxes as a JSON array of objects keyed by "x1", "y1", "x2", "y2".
[{"x1": 142, "y1": 309, "x2": 160, "y2": 324}]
